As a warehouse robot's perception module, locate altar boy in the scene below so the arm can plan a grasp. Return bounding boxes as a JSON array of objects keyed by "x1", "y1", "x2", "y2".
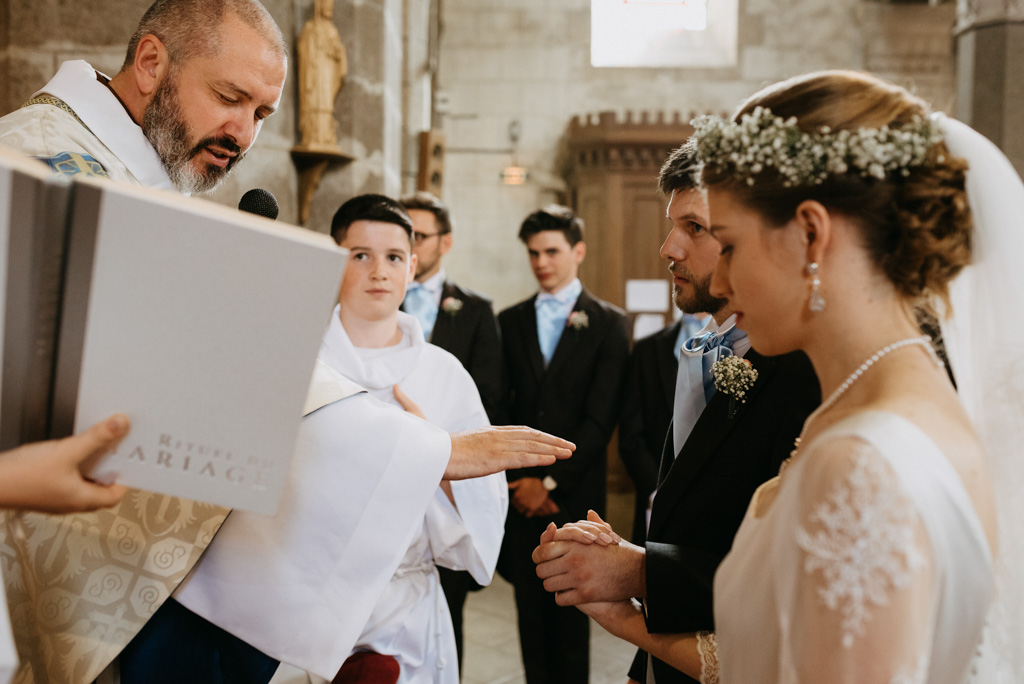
[{"x1": 312, "y1": 194, "x2": 506, "y2": 684}]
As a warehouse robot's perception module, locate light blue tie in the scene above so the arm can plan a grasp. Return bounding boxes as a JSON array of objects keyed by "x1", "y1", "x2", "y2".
[
  {"x1": 535, "y1": 295, "x2": 566, "y2": 365},
  {"x1": 672, "y1": 348, "x2": 706, "y2": 454},
  {"x1": 404, "y1": 284, "x2": 438, "y2": 340},
  {"x1": 672, "y1": 326, "x2": 747, "y2": 455}
]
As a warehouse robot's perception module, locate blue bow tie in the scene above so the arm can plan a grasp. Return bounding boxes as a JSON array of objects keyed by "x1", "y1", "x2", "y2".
[{"x1": 682, "y1": 327, "x2": 740, "y2": 358}]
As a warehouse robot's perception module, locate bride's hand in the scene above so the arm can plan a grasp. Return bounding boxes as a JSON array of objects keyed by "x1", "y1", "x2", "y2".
[
  {"x1": 576, "y1": 599, "x2": 643, "y2": 639},
  {"x1": 550, "y1": 509, "x2": 621, "y2": 546}
]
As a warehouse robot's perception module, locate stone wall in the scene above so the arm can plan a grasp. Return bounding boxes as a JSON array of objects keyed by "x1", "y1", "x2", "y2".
[
  {"x1": 0, "y1": 0, "x2": 960, "y2": 269},
  {"x1": 436, "y1": 0, "x2": 957, "y2": 311},
  {"x1": 0, "y1": 0, "x2": 425, "y2": 232}
]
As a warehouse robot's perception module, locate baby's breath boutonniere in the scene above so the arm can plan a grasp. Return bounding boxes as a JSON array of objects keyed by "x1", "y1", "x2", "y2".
[
  {"x1": 712, "y1": 356, "x2": 759, "y2": 418},
  {"x1": 567, "y1": 310, "x2": 589, "y2": 330},
  {"x1": 442, "y1": 296, "x2": 463, "y2": 316}
]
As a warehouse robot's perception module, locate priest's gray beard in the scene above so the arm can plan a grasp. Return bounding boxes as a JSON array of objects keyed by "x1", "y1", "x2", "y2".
[{"x1": 143, "y1": 72, "x2": 245, "y2": 195}]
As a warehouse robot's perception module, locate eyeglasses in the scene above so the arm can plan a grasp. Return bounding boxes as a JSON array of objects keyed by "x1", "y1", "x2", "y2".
[{"x1": 413, "y1": 231, "x2": 442, "y2": 244}]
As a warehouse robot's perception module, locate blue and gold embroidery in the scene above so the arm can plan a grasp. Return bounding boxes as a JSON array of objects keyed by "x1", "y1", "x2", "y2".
[
  {"x1": 21, "y1": 95, "x2": 108, "y2": 178},
  {"x1": 37, "y1": 151, "x2": 110, "y2": 179},
  {"x1": 21, "y1": 95, "x2": 88, "y2": 128}
]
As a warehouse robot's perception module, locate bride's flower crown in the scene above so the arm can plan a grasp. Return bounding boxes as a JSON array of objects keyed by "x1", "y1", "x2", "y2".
[{"x1": 691, "y1": 107, "x2": 943, "y2": 187}]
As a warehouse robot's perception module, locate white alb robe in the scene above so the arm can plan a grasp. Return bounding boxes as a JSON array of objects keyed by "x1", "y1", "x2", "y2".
[
  {"x1": 322, "y1": 310, "x2": 507, "y2": 684},
  {"x1": 0, "y1": 60, "x2": 172, "y2": 188},
  {"x1": 173, "y1": 318, "x2": 459, "y2": 680}
]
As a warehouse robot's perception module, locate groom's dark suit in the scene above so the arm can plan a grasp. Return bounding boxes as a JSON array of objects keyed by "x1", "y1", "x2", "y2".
[
  {"x1": 630, "y1": 349, "x2": 820, "y2": 684},
  {"x1": 618, "y1": 320, "x2": 681, "y2": 544},
  {"x1": 498, "y1": 286, "x2": 629, "y2": 684}
]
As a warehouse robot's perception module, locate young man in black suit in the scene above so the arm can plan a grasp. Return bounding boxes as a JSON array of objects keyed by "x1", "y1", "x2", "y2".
[
  {"x1": 498, "y1": 205, "x2": 630, "y2": 684},
  {"x1": 532, "y1": 145, "x2": 820, "y2": 683},
  {"x1": 398, "y1": 192, "x2": 506, "y2": 671}
]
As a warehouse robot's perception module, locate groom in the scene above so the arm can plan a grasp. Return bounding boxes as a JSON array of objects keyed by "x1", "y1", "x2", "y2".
[{"x1": 532, "y1": 142, "x2": 820, "y2": 683}]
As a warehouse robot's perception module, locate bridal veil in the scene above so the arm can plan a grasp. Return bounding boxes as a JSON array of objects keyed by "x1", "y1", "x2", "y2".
[{"x1": 936, "y1": 114, "x2": 1024, "y2": 682}]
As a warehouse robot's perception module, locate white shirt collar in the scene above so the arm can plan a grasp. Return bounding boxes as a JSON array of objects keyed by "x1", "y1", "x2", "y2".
[
  {"x1": 419, "y1": 268, "x2": 446, "y2": 295},
  {"x1": 536, "y1": 278, "x2": 582, "y2": 305},
  {"x1": 38, "y1": 60, "x2": 173, "y2": 190},
  {"x1": 408, "y1": 268, "x2": 446, "y2": 309}
]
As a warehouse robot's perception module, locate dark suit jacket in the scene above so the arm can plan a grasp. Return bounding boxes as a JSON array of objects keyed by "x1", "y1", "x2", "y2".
[
  {"x1": 497, "y1": 287, "x2": 630, "y2": 521},
  {"x1": 409, "y1": 280, "x2": 507, "y2": 425},
  {"x1": 618, "y1": 320, "x2": 681, "y2": 544},
  {"x1": 630, "y1": 349, "x2": 820, "y2": 684}
]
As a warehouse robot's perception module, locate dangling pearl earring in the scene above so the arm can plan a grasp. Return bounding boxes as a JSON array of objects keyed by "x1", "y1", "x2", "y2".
[{"x1": 806, "y1": 262, "x2": 825, "y2": 313}]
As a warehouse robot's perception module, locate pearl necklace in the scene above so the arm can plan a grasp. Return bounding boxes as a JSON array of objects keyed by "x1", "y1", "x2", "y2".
[{"x1": 779, "y1": 335, "x2": 942, "y2": 475}]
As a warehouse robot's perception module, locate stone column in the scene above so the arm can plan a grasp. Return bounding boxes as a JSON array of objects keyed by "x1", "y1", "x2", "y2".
[{"x1": 955, "y1": 0, "x2": 1024, "y2": 175}]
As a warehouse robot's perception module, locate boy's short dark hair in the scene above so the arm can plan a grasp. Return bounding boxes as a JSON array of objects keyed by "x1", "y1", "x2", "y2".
[
  {"x1": 330, "y1": 194, "x2": 414, "y2": 245},
  {"x1": 399, "y1": 191, "x2": 452, "y2": 235},
  {"x1": 518, "y1": 205, "x2": 584, "y2": 246},
  {"x1": 658, "y1": 139, "x2": 701, "y2": 195}
]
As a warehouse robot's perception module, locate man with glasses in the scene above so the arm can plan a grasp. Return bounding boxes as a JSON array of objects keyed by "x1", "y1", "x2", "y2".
[
  {"x1": 399, "y1": 192, "x2": 506, "y2": 671},
  {"x1": 400, "y1": 192, "x2": 505, "y2": 425}
]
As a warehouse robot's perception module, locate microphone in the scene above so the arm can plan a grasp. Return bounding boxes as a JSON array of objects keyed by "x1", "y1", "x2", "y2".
[{"x1": 238, "y1": 188, "x2": 279, "y2": 220}]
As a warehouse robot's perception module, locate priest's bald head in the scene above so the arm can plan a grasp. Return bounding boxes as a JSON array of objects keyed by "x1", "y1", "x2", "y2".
[{"x1": 108, "y1": 0, "x2": 288, "y2": 194}]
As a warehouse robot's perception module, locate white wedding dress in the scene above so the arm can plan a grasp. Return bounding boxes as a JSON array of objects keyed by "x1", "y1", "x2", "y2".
[{"x1": 714, "y1": 410, "x2": 993, "y2": 683}]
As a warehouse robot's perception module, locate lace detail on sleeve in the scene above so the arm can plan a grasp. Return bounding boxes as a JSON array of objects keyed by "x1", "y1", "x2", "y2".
[
  {"x1": 890, "y1": 653, "x2": 928, "y2": 684},
  {"x1": 695, "y1": 631, "x2": 720, "y2": 684},
  {"x1": 795, "y1": 442, "x2": 928, "y2": 648}
]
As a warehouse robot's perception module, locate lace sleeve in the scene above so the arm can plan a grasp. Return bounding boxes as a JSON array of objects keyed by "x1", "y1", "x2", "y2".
[
  {"x1": 695, "y1": 631, "x2": 720, "y2": 684},
  {"x1": 786, "y1": 438, "x2": 934, "y2": 683}
]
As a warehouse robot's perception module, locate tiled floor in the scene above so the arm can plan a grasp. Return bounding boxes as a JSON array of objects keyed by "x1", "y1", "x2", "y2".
[
  {"x1": 460, "y1": 575, "x2": 637, "y2": 684},
  {"x1": 460, "y1": 490, "x2": 638, "y2": 684}
]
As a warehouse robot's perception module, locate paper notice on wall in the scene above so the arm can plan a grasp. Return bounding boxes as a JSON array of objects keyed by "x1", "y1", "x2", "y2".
[
  {"x1": 633, "y1": 313, "x2": 667, "y2": 340},
  {"x1": 625, "y1": 279, "x2": 669, "y2": 313}
]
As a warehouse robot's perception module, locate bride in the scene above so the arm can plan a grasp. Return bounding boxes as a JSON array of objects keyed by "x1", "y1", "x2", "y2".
[{"x1": 556, "y1": 70, "x2": 1024, "y2": 683}]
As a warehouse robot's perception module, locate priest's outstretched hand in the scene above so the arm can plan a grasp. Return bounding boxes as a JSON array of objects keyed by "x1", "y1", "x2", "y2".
[
  {"x1": 446, "y1": 426, "x2": 574, "y2": 480},
  {"x1": 392, "y1": 382, "x2": 576, "y2": 481}
]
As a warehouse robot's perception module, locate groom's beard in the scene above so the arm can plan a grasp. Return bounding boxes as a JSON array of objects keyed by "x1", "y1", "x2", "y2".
[
  {"x1": 671, "y1": 265, "x2": 727, "y2": 316},
  {"x1": 143, "y1": 73, "x2": 245, "y2": 195}
]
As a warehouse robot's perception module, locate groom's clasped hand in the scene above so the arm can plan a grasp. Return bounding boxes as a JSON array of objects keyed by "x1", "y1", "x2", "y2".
[{"x1": 531, "y1": 510, "x2": 645, "y2": 606}]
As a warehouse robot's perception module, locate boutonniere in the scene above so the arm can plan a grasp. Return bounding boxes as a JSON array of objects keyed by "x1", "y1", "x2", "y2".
[
  {"x1": 441, "y1": 296, "x2": 464, "y2": 316},
  {"x1": 712, "y1": 356, "x2": 758, "y2": 418},
  {"x1": 567, "y1": 310, "x2": 589, "y2": 330}
]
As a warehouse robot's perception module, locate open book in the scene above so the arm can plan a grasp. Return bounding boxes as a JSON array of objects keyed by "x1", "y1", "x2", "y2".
[{"x1": 0, "y1": 148, "x2": 347, "y2": 513}]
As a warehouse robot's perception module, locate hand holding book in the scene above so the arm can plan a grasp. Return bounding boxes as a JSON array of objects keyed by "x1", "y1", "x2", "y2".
[{"x1": 0, "y1": 414, "x2": 130, "y2": 513}]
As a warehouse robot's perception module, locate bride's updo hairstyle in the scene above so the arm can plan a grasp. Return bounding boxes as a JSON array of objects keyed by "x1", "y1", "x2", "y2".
[{"x1": 700, "y1": 70, "x2": 971, "y2": 313}]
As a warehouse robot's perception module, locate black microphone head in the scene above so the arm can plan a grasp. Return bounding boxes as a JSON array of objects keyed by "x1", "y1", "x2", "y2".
[{"x1": 239, "y1": 188, "x2": 279, "y2": 220}]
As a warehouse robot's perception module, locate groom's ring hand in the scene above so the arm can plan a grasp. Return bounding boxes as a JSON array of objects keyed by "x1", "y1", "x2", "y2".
[{"x1": 533, "y1": 540, "x2": 574, "y2": 565}]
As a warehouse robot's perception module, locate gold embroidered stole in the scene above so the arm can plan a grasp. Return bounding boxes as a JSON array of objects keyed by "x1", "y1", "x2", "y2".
[{"x1": 0, "y1": 496, "x2": 229, "y2": 684}]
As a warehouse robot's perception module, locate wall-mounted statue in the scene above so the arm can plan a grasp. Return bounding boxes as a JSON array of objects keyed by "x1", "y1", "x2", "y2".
[{"x1": 296, "y1": 0, "x2": 347, "y2": 153}]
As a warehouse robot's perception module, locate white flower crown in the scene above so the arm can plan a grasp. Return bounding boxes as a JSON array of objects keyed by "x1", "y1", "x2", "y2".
[{"x1": 691, "y1": 107, "x2": 943, "y2": 187}]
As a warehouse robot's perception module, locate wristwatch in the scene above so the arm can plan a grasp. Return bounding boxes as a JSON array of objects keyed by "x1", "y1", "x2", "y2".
[{"x1": 542, "y1": 475, "x2": 558, "y2": 492}]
